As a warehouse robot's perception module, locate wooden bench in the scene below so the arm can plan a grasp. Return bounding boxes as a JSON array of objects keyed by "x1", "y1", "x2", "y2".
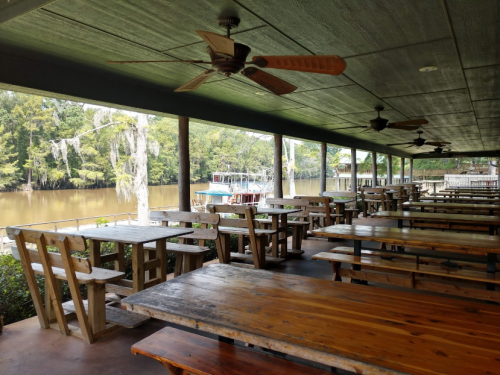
[
  {"x1": 208, "y1": 204, "x2": 279, "y2": 269},
  {"x1": 322, "y1": 190, "x2": 358, "y2": 223},
  {"x1": 146, "y1": 211, "x2": 219, "y2": 278},
  {"x1": 330, "y1": 246, "x2": 500, "y2": 272},
  {"x1": 257, "y1": 198, "x2": 309, "y2": 251},
  {"x1": 312, "y1": 251, "x2": 500, "y2": 302},
  {"x1": 131, "y1": 327, "x2": 334, "y2": 375},
  {"x1": 6, "y1": 227, "x2": 147, "y2": 344},
  {"x1": 361, "y1": 187, "x2": 390, "y2": 216},
  {"x1": 294, "y1": 196, "x2": 343, "y2": 235}
]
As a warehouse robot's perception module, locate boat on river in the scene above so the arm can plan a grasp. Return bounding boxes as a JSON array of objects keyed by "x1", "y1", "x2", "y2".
[{"x1": 194, "y1": 171, "x2": 273, "y2": 206}]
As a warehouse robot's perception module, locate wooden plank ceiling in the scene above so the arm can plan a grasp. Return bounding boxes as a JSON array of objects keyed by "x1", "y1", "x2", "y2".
[{"x1": 0, "y1": 0, "x2": 498, "y2": 158}]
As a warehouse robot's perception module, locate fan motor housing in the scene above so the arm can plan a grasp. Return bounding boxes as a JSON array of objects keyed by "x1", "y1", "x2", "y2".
[
  {"x1": 209, "y1": 43, "x2": 251, "y2": 75},
  {"x1": 370, "y1": 116, "x2": 389, "y2": 132}
]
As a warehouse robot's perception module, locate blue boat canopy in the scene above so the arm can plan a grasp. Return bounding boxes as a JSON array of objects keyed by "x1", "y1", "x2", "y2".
[{"x1": 195, "y1": 190, "x2": 232, "y2": 197}]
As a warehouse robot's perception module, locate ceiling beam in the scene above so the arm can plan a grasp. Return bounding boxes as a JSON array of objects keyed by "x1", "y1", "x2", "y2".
[
  {"x1": 413, "y1": 150, "x2": 500, "y2": 159},
  {"x1": 0, "y1": 48, "x2": 413, "y2": 158},
  {"x1": 0, "y1": 0, "x2": 58, "y2": 25}
]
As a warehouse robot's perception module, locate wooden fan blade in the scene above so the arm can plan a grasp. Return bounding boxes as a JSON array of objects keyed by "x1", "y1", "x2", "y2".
[
  {"x1": 386, "y1": 142, "x2": 413, "y2": 146},
  {"x1": 389, "y1": 119, "x2": 428, "y2": 126},
  {"x1": 174, "y1": 70, "x2": 216, "y2": 92},
  {"x1": 241, "y1": 68, "x2": 297, "y2": 95},
  {"x1": 107, "y1": 59, "x2": 210, "y2": 64},
  {"x1": 426, "y1": 141, "x2": 452, "y2": 146},
  {"x1": 332, "y1": 126, "x2": 369, "y2": 131},
  {"x1": 386, "y1": 124, "x2": 420, "y2": 131},
  {"x1": 195, "y1": 30, "x2": 234, "y2": 57},
  {"x1": 251, "y1": 55, "x2": 346, "y2": 75}
]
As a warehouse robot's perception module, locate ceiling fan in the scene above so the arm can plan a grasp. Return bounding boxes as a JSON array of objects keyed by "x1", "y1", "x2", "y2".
[
  {"x1": 106, "y1": 17, "x2": 347, "y2": 96},
  {"x1": 386, "y1": 131, "x2": 452, "y2": 148},
  {"x1": 334, "y1": 106, "x2": 428, "y2": 133},
  {"x1": 418, "y1": 147, "x2": 456, "y2": 156}
]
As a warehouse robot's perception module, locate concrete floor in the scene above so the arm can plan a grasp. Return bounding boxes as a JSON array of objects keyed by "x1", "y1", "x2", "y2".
[{"x1": 0, "y1": 216, "x2": 486, "y2": 375}]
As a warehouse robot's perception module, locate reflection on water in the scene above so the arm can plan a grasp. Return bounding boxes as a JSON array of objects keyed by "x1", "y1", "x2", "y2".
[{"x1": 0, "y1": 178, "x2": 344, "y2": 228}]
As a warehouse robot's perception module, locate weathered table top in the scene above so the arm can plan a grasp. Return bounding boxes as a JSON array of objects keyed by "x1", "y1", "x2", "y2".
[
  {"x1": 73, "y1": 225, "x2": 193, "y2": 244},
  {"x1": 403, "y1": 201, "x2": 500, "y2": 211},
  {"x1": 432, "y1": 192, "x2": 500, "y2": 198},
  {"x1": 422, "y1": 196, "x2": 500, "y2": 203},
  {"x1": 313, "y1": 224, "x2": 500, "y2": 255},
  {"x1": 256, "y1": 208, "x2": 302, "y2": 215},
  {"x1": 122, "y1": 264, "x2": 500, "y2": 375},
  {"x1": 372, "y1": 210, "x2": 500, "y2": 225}
]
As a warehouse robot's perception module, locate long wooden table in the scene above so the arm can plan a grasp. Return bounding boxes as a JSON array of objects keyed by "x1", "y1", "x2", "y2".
[
  {"x1": 372, "y1": 210, "x2": 500, "y2": 234},
  {"x1": 422, "y1": 196, "x2": 500, "y2": 204},
  {"x1": 403, "y1": 201, "x2": 500, "y2": 215},
  {"x1": 122, "y1": 264, "x2": 500, "y2": 375},
  {"x1": 313, "y1": 224, "x2": 499, "y2": 275},
  {"x1": 432, "y1": 192, "x2": 500, "y2": 198},
  {"x1": 74, "y1": 226, "x2": 193, "y2": 293}
]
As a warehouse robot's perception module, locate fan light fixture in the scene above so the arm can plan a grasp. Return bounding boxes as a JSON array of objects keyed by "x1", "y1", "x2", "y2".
[{"x1": 419, "y1": 66, "x2": 438, "y2": 72}]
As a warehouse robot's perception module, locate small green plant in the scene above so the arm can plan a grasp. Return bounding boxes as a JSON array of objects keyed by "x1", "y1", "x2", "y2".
[{"x1": 95, "y1": 217, "x2": 110, "y2": 228}]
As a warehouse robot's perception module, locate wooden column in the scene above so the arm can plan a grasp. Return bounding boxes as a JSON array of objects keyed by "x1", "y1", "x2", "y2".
[
  {"x1": 351, "y1": 148, "x2": 357, "y2": 193},
  {"x1": 409, "y1": 159, "x2": 413, "y2": 182},
  {"x1": 274, "y1": 134, "x2": 283, "y2": 198},
  {"x1": 178, "y1": 117, "x2": 191, "y2": 212},
  {"x1": 387, "y1": 155, "x2": 393, "y2": 185},
  {"x1": 400, "y1": 157, "x2": 405, "y2": 184},
  {"x1": 372, "y1": 152, "x2": 377, "y2": 187},
  {"x1": 320, "y1": 142, "x2": 327, "y2": 195},
  {"x1": 498, "y1": 158, "x2": 500, "y2": 188}
]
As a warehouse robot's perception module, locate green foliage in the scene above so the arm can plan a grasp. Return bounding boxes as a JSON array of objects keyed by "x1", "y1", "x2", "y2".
[{"x1": 96, "y1": 217, "x2": 110, "y2": 227}]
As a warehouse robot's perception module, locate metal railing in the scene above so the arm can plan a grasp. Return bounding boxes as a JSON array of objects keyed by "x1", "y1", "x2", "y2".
[{"x1": 0, "y1": 204, "x2": 205, "y2": 254}]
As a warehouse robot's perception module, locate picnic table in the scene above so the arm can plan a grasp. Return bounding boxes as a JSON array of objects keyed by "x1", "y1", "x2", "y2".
[
  {"x1": 74, "y1": 225, "x2": 193, "y2": 294},
  {"x1": 372, "y1": 210, "x2": 500, "y2": 234},
  {"x1": 256, "y1": 207, "x2": 302, "y2": 257},
  {"x1": 422, "y1": 196, "x2": 500, "y2": 204},
  {"x1": 431, "y1": 192, "x2": 500, "y2": 198},
  {"x1": 313, "y1": 224, "x2": 499, "y2": 275},
  {"x1": 402, "y1": 201, "x2": 500, "y2": 215},
  {"x1": 122, "y1": 263, "x2": 500, "y2": 375}
]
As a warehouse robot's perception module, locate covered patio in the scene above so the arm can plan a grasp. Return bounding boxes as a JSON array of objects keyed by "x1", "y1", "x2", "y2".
[{"x1": 1, "y1": 1, "x2": 500, "y2": 374}]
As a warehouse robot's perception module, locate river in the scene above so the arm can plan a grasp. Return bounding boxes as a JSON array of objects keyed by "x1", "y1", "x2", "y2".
[{"x1": 0, "y1": 178, "x2": 347, "y2": 229}]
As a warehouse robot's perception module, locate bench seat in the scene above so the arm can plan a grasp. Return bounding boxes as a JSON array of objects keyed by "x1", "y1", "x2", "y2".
[
  {"x1": 312, "y1": 252, "x2": 500, "y2": 302},
  {"x1": 131, "y1": 327, "x2": 334, "y2": 375},
  {"x1": 218, "y1": 226, "x2": 276, "y2": 236},
  {"x1": 330, "y1": 246, "x2": 500, "y2": 271},
  {"x1": 144, "y1": 242, "x2": 210, "y2": 254},
  {"x1": 256, "y1": 218, "x2": 309, "y2": 226}
]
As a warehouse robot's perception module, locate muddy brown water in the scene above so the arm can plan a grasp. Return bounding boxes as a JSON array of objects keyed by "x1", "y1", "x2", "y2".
[{"x1": 0, "y1": 178, "x2": 346, "y2": 229}]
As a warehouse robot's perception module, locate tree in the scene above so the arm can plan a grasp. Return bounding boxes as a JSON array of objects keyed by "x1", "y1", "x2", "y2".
[
  {"x1": 0, "y1": 124, "x2": 19, "y2": 189},
  {"x1": 12, "y1": 95, "x2": 55, "y2": 190}
]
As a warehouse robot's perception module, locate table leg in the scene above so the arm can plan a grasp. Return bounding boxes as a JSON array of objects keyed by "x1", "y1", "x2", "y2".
[
  {"x1": 398, "y1": 219, "x2": 403, "y2": 229},
  {"x1": 114, "y1": 242, "x2": 125, "y2": 272},
  {"x1": 219, "y1": 234, "x2": 231, "y2": 264},
  {"x1": 279, "y1": 213, "x2": 287, "y2": 258},
  {"x1": 352, "y1": 240, "x2": 361, "y2": 283},
  {"x1": 156, "y1": 239, "x2": 167, "y2": 282},
  {"x1": 89, "y1": 240, "x2": 101, "y2": 267},
  {"x1": 87, "y1": 283, "x2": 106, "y2": 334},
  {"x1": 271, "y1": 215, "x2": 279, "y2": 258},
  {"x1": 487, "y1": 252, "x2": 496, "y2": 291},
  {"x1": 132, "y1": 243, "x2": 144, "y2": 293}
]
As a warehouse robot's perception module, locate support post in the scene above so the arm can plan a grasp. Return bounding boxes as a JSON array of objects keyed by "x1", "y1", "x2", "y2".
[
  {"x1": 274, "y1": 134, "x2": 283, "y2": 198},
  {"x1": 372, "y1": 152, "x2": 377, "y2": 187},
  {"x1": 387, "y1": 155, "x2": 393, "y2": 185},
  {"x1": 320, "y1": 142, "x2": 327, "y2": 195},
  {"x1": 178, "y1": 117, "x2": 191, "y2": 212},
  {"x1": 351, "y1": 148, "x2": 357, "y2": 193},
  {"x1": 400, "y1": 157, "x2": 405, "y2": 184},
  {"x1": 409, "y1": 159, "x2": 413, "y2": 182}
]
